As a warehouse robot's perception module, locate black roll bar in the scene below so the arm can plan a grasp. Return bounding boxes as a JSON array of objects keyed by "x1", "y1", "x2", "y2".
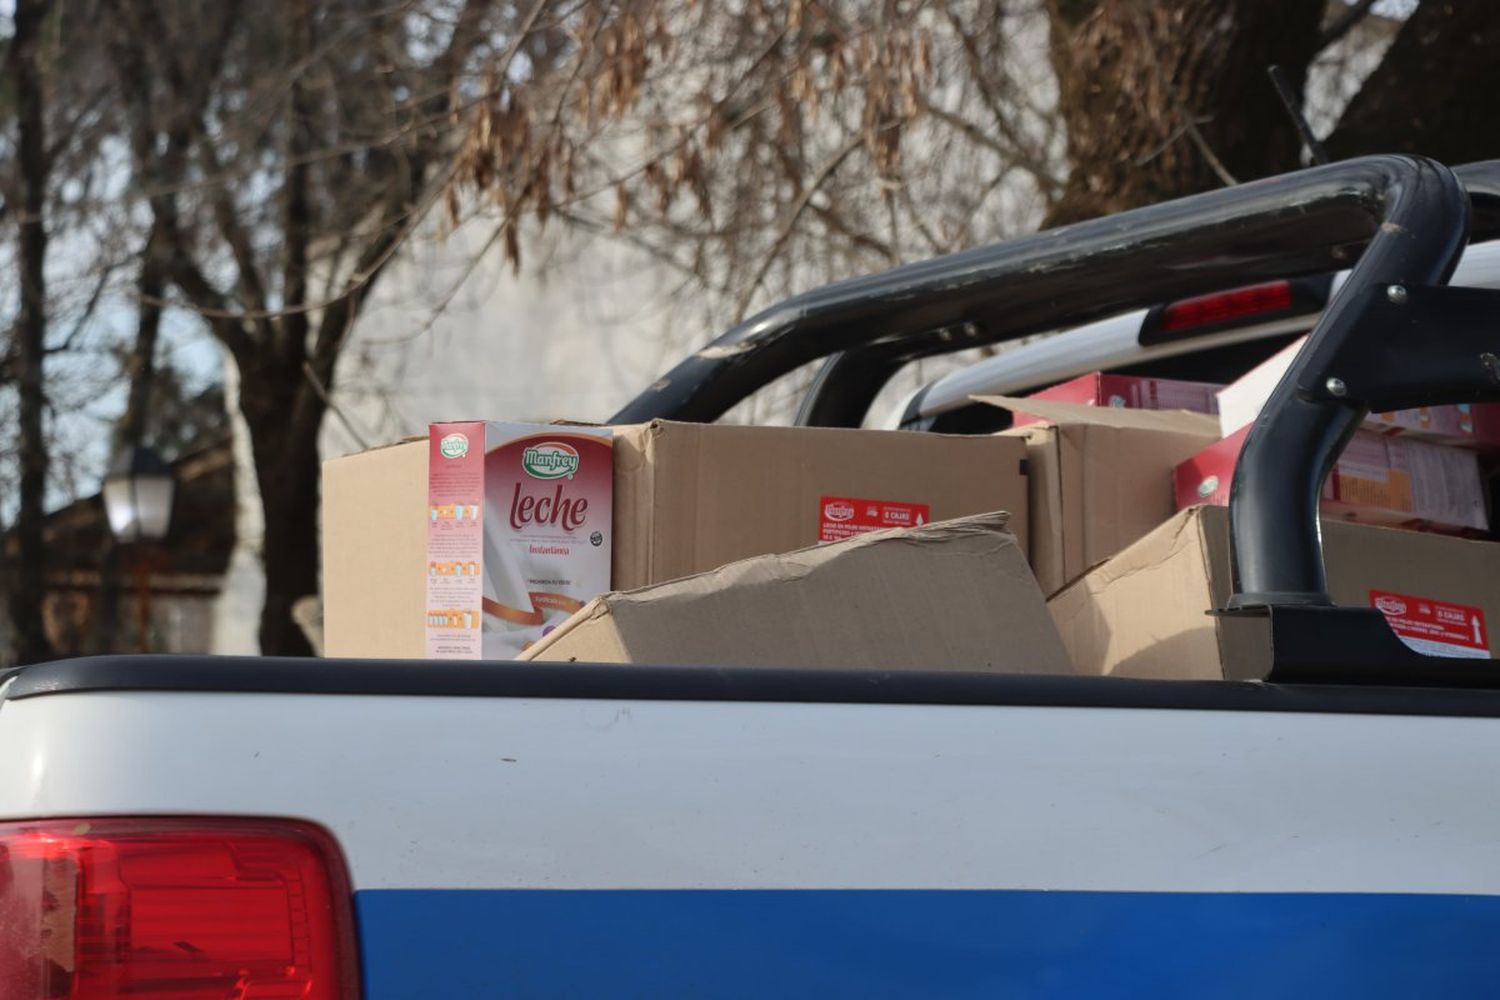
[
  {"x1": 1228, "y1": 157, "x2": 1471, "y2": 607},
  {"x1": 803, "y1": 161, "x2": 1500, "y2": 428},
  {"x1": 614, "y1": 156, "x2": 1500, "y2": 428}
]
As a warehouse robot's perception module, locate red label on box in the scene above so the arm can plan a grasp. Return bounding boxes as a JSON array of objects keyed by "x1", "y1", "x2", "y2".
[
  {"x1": 819, "y1": 496, "x2": 930, "y2": 543},
  {"x1": 1369, "y1": 589, "x2": 1489, "y2": 659}
]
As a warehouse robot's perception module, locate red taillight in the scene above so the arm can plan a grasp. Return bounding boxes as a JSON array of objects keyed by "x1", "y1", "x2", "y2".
[
  {"x1": 1159, "y1": 280, "x2": 1295, "y2": 332},
  {"x1": 0, "y1": 818, "x2": 357, "y2": 999}
]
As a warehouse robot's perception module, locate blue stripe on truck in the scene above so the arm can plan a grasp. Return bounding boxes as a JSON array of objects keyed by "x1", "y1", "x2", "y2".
[{"x1": 355, "y1": 889, "x2": 1500, "y2": 998}]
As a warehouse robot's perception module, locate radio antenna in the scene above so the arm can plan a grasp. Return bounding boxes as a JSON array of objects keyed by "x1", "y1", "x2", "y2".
[{"x1": 1267, "y1": 65, "x2": 1330, "y2": 166}]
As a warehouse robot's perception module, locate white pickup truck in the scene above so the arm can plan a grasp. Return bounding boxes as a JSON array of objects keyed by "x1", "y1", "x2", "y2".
[{"x1": 6, "y1": 155, "x2": 1500, "y2": 999}]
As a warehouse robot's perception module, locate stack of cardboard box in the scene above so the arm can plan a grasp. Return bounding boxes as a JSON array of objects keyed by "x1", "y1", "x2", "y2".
[
  {"x1": 1038, "y1": 357, "x2": 1500, "y2": 681},
  {"x1": 320, "y1": 357, "x2": 1500, "y2": 681},
  {"x1": 1176, "y1": 335, "x2": 1494, "y2": 533},
  {"x1": 323, "y1": 420, "x2": 1065, "y2": 671}
]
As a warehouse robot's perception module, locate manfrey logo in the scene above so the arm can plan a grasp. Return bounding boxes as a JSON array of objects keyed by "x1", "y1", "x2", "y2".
[
  {"x1": 522, "y1": 442, "x2": 581, "y2": 480},
  {"x1": 439, "y1": 433, "x2": 469, "y2": 459},
  {"x1": 823, "y1": 500, "x2": 856, "y2": 522},
  {"x1": 1375, "y1": 595, "x2": 1407, "y2": 616}
]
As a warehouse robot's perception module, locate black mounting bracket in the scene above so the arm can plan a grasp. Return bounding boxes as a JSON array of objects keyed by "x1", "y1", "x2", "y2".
[
  {"x1": 1263, "y1": 606, "x2": 1500, "y2": 687},
  {"x1": 1227, "y1": 281, "x2": 1500, "y2": 682},
  {"x1": 1222, "y1": 161, "x2": 1500, "y2": 682},
  {"x1": 1296, "y1": 283, "x2": 1500, "y2": 412}
]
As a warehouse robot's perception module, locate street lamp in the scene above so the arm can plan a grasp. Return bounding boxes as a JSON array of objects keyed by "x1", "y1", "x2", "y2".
[
  {"x1": 103, "y1": 446, "x2": 175, "y2": 543},
  {"x1": 102, "y1": 446, "x2": 175, "y2": 652}
]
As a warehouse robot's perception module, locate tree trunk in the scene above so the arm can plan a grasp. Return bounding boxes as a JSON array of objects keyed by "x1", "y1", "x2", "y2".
[
  {"x1": 1325, "y1": 3, "x2": 1500, "y2": 164},
  {"x1": 99, "y1": 0, "x2": 486, "y2": 657},
  {"x1": 6, "y1": 0, "x2": 55, "y2": 665},
  {"x1": 254, "y1": 448, "x2": 322, "y2": 658},
  {"x1": 238, "y1": 357, "x2": 322, "y2": 657},
  {"x1": 1043, "y1": 0, "x2": 1324, "y2": 227}
]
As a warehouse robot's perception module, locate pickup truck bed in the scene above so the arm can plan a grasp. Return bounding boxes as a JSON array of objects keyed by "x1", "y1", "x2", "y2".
[
  {"x1": 5, "y1": 658, "x2": 1500, "y2": 996},
  {"x1": 12, "y1": 156, "x2": 1500, "y2": 998}
]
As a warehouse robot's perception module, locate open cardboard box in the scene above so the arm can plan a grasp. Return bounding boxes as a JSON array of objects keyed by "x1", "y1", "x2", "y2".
[
  {"x1": 523, "y1": 512, "x2": 1074, "y2": 674},
  {"x1": 1049, "y1": 505, "x2": 1500, "y2": 680},
  {"x1": 981, "y1": 395, "x2": 1221, "y2": 595}
]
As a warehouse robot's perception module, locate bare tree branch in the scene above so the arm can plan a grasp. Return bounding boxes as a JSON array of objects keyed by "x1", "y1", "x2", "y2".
[
  {"x1": 51, "y1": 257, "x2": 121, "y2": 355},
  {"x1": 162, "y1": 251, "x2": 256, "y2": 364},
  {"x1": 195, "y1": 133, "x2": 271, "y2": 318},
  {"x1": 736, "y1": 133, "x2": 864, "y2": 318},
  {"x1": 278, "y1": 0, "x2": 317, "y2": 363}
]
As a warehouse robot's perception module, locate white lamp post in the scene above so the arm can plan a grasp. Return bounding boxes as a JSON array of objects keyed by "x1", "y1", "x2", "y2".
[
  {"x1": 102, "y1": 446, "x2": 175, "y2": 543},
  {"x1": 102, "y1": 446, "x2": 175, "y2": 651}
]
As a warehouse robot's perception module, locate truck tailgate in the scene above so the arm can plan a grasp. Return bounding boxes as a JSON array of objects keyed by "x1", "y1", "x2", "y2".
[{"x1": 3, "y1": 660, "x2": 1500, "y2": 996}]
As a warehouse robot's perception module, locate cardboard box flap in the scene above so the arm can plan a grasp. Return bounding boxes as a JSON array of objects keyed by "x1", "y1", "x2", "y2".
[
  {"x1": 1052, "y1": 506, "x2": 1211, "y2": 596},
  {"x1": 974, "y1": 395, "x2": 1221, "y2": 435},
  {"x1": 1047, "y1": 507, "x2": 1230, "y2": 681},
  {"x1": 522, "y1": 597, "x2": 630, "y2": 661},
  {"x1": 608, "y1": 510, "x2": 1013, "y2": 611},
  {"x1": 524, "y1": 511, "x2": 1075, "y2": 675}
]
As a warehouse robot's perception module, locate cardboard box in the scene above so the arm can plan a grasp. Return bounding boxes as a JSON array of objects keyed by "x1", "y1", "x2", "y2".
[
  {"x1": 323, "y1": 421, "x2": 1028, "y2": 658},
  {"x1": 425, "y1": 422, "x2": 613, "y2": 659},
  {"x1": 1011, "y1": 372, "x2": 1220, "y2": 428},
  {"x1": 523, "y1": 512, "x2": 1074, "y2": 673},
  {"x1": 979, "y1": 396, "x2": 1221, "y2": 595},
  {"x1": 609, "y1": 421, "x2": 1028, "y2": 590},
  {"x1": 324, "y1": 437, "x2": 429, "y2": 660},
  {"x1": 1175, "y1": 424, "x2": 1489, "y2": 532},
  {"x1": 1048, "y1": 505, "x2": 1500, "y2": 680},
  {"x1": 1217, "y1": 335, "x2": 1500, "y2": 447}
]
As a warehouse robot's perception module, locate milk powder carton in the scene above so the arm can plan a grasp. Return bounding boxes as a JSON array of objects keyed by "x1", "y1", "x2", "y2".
[{"x1": 425, "y1": 422, "x2": 612, "y2": 659}]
